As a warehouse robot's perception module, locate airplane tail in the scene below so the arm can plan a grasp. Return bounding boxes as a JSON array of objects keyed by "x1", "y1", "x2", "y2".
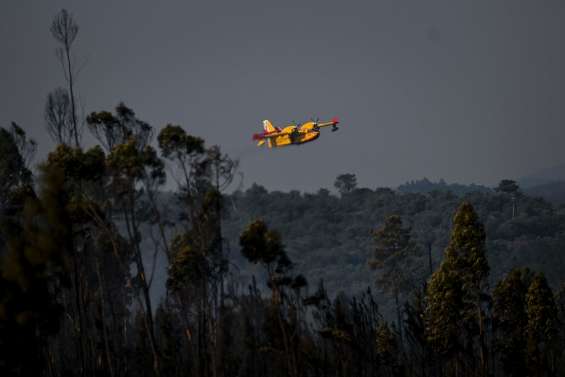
[
  {"x1": 263, "y1": 120, "x2": 276, "y2": 133},
  {"x1": 253, "y1": 121, "x2": 275, "y2": 148},
  {"x1": 261, "y1": 120, "x2": 275, "y2": 147}
]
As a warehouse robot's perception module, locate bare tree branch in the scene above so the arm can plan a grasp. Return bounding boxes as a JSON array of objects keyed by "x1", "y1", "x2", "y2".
[{"x1": 44, "y1": 87, "x2": 74, "y2": 145}]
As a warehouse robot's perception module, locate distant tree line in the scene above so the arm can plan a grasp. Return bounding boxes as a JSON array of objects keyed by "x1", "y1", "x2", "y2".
[{"x1": 397, "y1": 178, "x2": 490, "y2": 196}]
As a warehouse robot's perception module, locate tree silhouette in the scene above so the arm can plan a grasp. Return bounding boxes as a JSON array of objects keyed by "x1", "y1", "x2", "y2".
[
  {"x1": 492, "y1": 268, "x2": 532, "y2": 377},
  {"x1": 526, "y1": 272, "x2": 558, "y2": 377},
  {"x1": 369, "y1": 214, "x2": 416, "y2": 345},
  {"x1": 496, "y1": 179, "x2": 521, "y2": 218},
  {"x1": 334, "y1": 173, "x2": 357, "y2": 195},
  {"x1": 425, "y1": 202, "x2": 489, "y2": 376},
  {"x1": 0, "y1": 165, "x2": 70, "y2": 375},
  {"x1": 49, "y1": 9, "x2": 81, "y2": 147}
]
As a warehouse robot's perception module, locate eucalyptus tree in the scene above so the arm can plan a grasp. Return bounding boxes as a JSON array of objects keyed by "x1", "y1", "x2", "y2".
[
  {"x1": 159, "y1": 124, "x2": 218, "y2": 377},
  {"x1": 45, "y1": 87, "x2": 75, "y2": 145},
  {"x1": 158, "y1": 124, "x2": 205, "y2": 192},
  {"x1": 369, "y1": 214, "x2": 417, "y2": 345},
  {"x1": 0, "y1": 159, "x2": 71, "y2": 376},
  {"x1": 0, "y1": 127, "x2": 42, "y2": 376},
  {"x1": 49, "y1": 9, "x2": 82, "y2": 147},
  {"x1": 41, "y1": 143, "x2": 116, "y2": 376},
  {"x1": 240, "y1": 219, "x2": 299, "y2": 377},
  {"x1": 106, "y1": 135, "x2": 165, "y2": 377},
  {"x1": 89, "y1": 103, "x2": 166, "y2": 376},
  {"x1": 0, "y1": 125, "x2": 34, "y2": 212},
  {"x1": 159, "y1": 125, "x2": 238, "y2": 377}
]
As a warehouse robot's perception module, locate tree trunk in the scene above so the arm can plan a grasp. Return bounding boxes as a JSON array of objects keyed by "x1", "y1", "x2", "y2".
[
  {"x1": 70, "y1": 239, "x2": 87, "y2": 377},
  {"x1": 95, "y1": 256, "x2": 115, "y2": 377},
  {"x1": 124, "y1": 199, "x2": 161, "y2": 377},
  {"x1": 394, "y1": 290, "x2": 403, "y2": 350},
  {"x1": 427, "y1": 242, "x2": 433, "y2": 276},
  {"x1": 63, "y1": 44, "x2": 80, "y2": 147},
  {"x1": 479, "y1": 305, "x2": 488, "y2": 377}
]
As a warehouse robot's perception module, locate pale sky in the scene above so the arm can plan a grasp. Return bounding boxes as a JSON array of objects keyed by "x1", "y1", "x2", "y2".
[{"x1": 2, "y1": 0, "x2": 564, "y2": 191}]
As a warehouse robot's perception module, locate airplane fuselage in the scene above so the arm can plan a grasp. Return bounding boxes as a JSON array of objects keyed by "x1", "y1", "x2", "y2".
[{"x1": 270, "y1": 122, "x2": 320, "y2": 147}]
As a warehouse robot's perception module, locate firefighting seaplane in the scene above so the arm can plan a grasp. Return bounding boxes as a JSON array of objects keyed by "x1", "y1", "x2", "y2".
[{"x1": 252, "y1": 117, "x2": 340, "y2": 148}]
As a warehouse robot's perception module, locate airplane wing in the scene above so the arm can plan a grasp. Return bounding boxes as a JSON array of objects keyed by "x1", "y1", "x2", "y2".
[{"x1": 316, "y1": 117, "x2": 340, "y2": 128}]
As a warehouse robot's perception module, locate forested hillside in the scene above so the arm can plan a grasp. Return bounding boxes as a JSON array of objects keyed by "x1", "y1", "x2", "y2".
[
  {"x1": 223, "y1": 179, "x2": 565, "y2": 297},
  {"x1": 524, "y1": 181, "x2": 565, "y2": 205}
]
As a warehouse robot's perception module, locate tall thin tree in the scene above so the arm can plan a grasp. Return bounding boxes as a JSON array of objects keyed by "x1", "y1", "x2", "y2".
[{"x1": 50, "y1": 9, "x2": 81, "y2": 147}]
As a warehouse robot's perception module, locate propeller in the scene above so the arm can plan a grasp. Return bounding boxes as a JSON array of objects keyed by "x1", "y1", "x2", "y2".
[
  {"x1": 311, "y1": 116, "x2": 320, "y2": 131},
  {"x1": 331, "y1": 116, "x2": 340, "y2": 131}
]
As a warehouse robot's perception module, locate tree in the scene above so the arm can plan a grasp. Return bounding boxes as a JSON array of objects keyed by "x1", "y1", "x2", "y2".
[
  {"x1": 157, "y1": 124, "x2": 207, "y2": 265},
  {"x1": 40, "y1": 143, "x2": 113, "y2": 376},
  {"x1": 412, "y1": 212, "x2": 443, "y2": 276},
  {"x1": 496, "y1": 179, "x2": 521, "y2": 218},
  {"x1": 107, "y1": 136, "x2": 165, "y2": 376},
  {"x1": 424, "y1": 262, "x2": 464, "y2": 371},
  {"x1": 45, "y1": 87, "x2": 74, "y2": 145},
  {"x1": 0, "y1": 165, "x2": 70, "y2": 376},
  {"x1": 160, "y1": 125, "x2": 238, "y2": 377},
  {"x1": 44, "y1": 144, "x2": 106, "y2": 194},
  {"x1": 96, "y1": 104, "x2": 165, "y2": 377},
  {"x1": 166, "y1": 201, "x2": 221, "y2": 377},
  {"x1": 200, "y1": 146, "x2": 238, "y2": 377},
  {"x1": 88, "y1": 103, "x2": 154, "y2": 153},
  {"x1": 369, "y1": 214, "x2": 416, "y2": 345},
  {"x1": 239, "y1": 219, "x2": 299, "y2": 377},
  {"x1": 240, "y1": 219, "x2": 293, "y2": 305},
  {"x1": 0, "y1": 126, "x2": 34, "y2": 212},
  {"x1": 334, "y1": 173, "x2": 357, "y2": 195},
  {"x1": 424, "y1": 202, "x2": 489, "y2": 376},
  {"x1": 376, "y1": 322, "x2": 401, "y2": 377},
  {"x1": 158, "y1": 124, "x2": 205, "y2": 190},
  {"x1": 526, "y1": 272, "x2": 558, "y2": 377},
  {"x1": 492, "y1": 268, "x2": 532, "y2": 377},
  {"x1": 556, "y1": 284, "x2": 565, "y2": 375},
  {"x1": 49, "y1": 9, "x2": 81, "y2": 147},
  {"x1": 8, "y1": 122, "x2": 37, "y2": 168},
  {"x1": 403, "y1": 290, "x2": 433, "y2": 377}
]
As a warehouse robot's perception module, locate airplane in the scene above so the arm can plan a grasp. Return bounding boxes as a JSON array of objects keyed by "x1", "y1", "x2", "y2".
[{"x1": 252, "y1": 117, "x2": 340, "y2": 148}]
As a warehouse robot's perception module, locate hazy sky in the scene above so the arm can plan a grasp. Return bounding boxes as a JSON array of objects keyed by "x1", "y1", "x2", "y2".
[{"x1": 1, "y1": 1, "x2": 564, "y2": 192}]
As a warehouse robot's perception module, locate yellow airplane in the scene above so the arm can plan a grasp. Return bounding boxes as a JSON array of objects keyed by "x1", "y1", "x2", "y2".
[{"x1": 252, "y1": 117, "x2": 340, "y2": 148}]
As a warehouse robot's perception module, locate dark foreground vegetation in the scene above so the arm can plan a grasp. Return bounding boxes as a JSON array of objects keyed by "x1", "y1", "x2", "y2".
[{"x1": 2, "y1": 8, "x2": 565, "y2": 377}]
